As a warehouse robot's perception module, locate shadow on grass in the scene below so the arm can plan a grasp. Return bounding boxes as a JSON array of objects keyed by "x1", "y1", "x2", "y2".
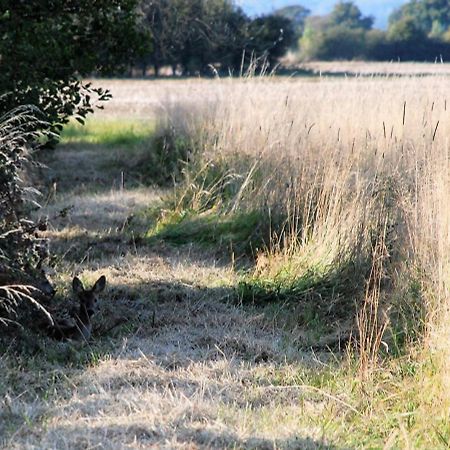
[
  {"x1": 38, "y1": 142, "x2": 148, "y2": 197},
  {"x1": 38, "y1": 129, "x2": 190, "y2": 199},
  {"x1": 40, "y1": 202, "x2": 367, "y2": 353},
  {"x1": 238, "y1": 259, "x2": 368, "y2": 314},
  {"x1": 2, "y1": 273, "x2": 347, "y2": 448},
  {"x1": 42, "y1": 422, "x2": 343, "y2": 449},
  {"x1": 7, "y1": 267, "x2": 359, "y2": 372},
  {"x1": 147, "y1": 209, "x2": 270, "y2": 259},
  {"x1": 37, "y1": 119, "x2": 156, "y2": 192}
]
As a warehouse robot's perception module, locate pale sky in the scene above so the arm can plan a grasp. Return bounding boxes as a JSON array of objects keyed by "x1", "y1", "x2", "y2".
[{"x1": 237, "y1": 0, "x2": 409, "y2": 29}]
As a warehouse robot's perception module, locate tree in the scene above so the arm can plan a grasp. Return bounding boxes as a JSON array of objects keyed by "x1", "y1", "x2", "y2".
[
  {"x1": 300, "y1": 23, "x2": 366, "y2": 60},
  {"x1": 139, "y1": 0, "x2": 296, "y2": 75},
  {"x1": 387, "y1": 16, "x2": 430, "y2": 59},
  {"x1": 299, "y1": 17, "x2": 325, "y2": 60},
  {"x1": 299, "y1": 3, "x2": 372, "y2": 61},
  {"x1": 140, "y1": 0, "x2": 249, "y2": 76},
  {"x1": 329, "y1": 1, "x2": 374, "y2": 30},
  {"x1": 0, "y1": 1, "x2": 148, "y2": 144},
  {"x1": 245, "y1": 15, "x2": 296, "y2": 66},
  {"x1": 388, "y1": 15, "x2": 427, "y2": 42},
  {"x1": 179, "y1": 0, "x2": 249, "y2": 75},
  {"x1": 275, "y1": 5, "x2": 310, "y2": 27},
  {"x1": 389, "y1": 0, "x2": 450, "y2": 38},
  {"x1": 274, "y1": 4, "x2": 310, "y2": 47},
  {"x1": 140, "y1": 0, "x2": 190, "y2": 76}
]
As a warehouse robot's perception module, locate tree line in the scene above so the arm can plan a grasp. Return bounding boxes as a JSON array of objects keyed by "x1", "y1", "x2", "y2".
[
  {"x1": 136, "y1": 0, "x2": 450, "y2": 73},
  {"x1": 137, "y1": 0, "x2": 295, "y2": 76},
  {"x1": 2, "y1": 0, "x2": 450, "y2": 141},
  {"x1": 290, "y1": 0, "x2": 450, "y2": 61}
]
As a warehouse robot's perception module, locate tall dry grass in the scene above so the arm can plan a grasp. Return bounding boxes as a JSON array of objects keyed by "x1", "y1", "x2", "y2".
[{"x1": 157, "y1": 76, "x2": 449, "y2": 386}]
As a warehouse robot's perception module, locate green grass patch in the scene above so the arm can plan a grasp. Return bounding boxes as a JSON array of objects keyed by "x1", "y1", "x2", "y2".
[
  {"x1": 238, "y1": 259, "x2": 365, "y2": 310},
  {"x1": 146, "y1": 209, "x2": 269, "y2": 256},
  {"x1": 217, "y1": 353, "x2": 449, "y2": 449},
  {"x1": 61, "y1": 118, "x2": 154, "y2": 147},
  {"x1": 237, "y1": 257, "x2": 369, "y2": 343}
]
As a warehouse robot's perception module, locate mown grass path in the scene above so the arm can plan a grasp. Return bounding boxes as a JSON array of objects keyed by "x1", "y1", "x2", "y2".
[
  {"x1": 2, "y1": 77, "x2": 448, "y2": 449},
  {"x1": 1, "y1": 126, "x2": 348, "y2": 449}
]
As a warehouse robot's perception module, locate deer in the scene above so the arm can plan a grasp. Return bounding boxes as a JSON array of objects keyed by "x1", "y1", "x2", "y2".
[{"x1": 48, "y1": 275, "x2": 106, "y2": 341}]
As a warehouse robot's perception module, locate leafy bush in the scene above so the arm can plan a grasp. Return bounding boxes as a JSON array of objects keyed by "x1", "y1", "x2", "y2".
[{"x1": 0, "y1": 1, "x2": 148, "y2": 144}]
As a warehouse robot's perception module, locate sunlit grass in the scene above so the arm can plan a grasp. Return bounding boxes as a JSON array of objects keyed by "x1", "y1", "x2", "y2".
[
  {"x1": 61, "y1": 118, "x2": 154, "y2": 147},
  {"x1": 216, "y1": 353, "x2": 449, "y2": 449},
  {"x1": 2, "y1": 74, "x2": 449, "y2": 449},
  {"x1": 151, "y1": 75, "x2": 450, "y2": 446}
]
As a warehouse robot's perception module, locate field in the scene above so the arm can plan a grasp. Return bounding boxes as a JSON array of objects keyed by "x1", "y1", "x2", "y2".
[{"x1": 1, "y1": 71, "x2": 450, "y2": 448}]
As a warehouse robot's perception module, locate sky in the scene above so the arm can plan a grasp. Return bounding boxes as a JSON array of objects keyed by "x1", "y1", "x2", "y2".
[{"x1": 237, "y1": 0, "x2": 409, "y2": 29}]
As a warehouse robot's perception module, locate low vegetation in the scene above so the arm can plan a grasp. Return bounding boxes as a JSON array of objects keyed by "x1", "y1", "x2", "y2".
[
  {"x1": 147, "y1": 73, "x2": 450, "y2": 443},
  {"x1": 0, "y1": 106, "x2": 54, "y2": 328},
  {"x1": 1, "y1": 72, "x2": 449, "y2": 448}
]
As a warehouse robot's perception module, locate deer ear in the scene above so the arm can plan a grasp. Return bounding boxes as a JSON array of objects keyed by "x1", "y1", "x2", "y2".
[
  {"x1": 72, "y1": 277, "x2": 84, "y2": 294},
  {"x1": 93, "y1": 275, "x2": 106, "y2": 293}
]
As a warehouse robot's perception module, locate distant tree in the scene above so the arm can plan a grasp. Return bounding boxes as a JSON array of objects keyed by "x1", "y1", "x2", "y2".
[
  {"x1": 426, "y1": 0, "x2": 450, "y2": 34},
  {"x1": 442, "y1": 27, "x2": 450, "y2": 43},
  {"x1": 0, "y1": 1, "x2": 148, "y2": 144},
  {"x1": 274, "y1": 4, "x2": 310, "y2": 47},
  {"x1": 329, "y1": 1, "x2": 374, "y2": 30},
  {"x1": 365, "y1": 29, "x2": 391, "y2": 60},
  {"x1": 388, "y1": 15, "x2": 427, "y2": 42},
  {"x1": 387, "y1": 16, "x2": 430, "y2": 59},
  {"x1": 139, "y1": 0, "x2": 188, "y2": 76},
  {"x1": 389, "y1": 0, "x2": 450, "y2": 38},
  {"x1": 206, "y1": 2, "x2": 249, "y2": 73},
  {"x1": 245, "y1": 15, "x2": 296, "y2": 66},
  {"x1": 274, "y1": 5, "x2": 310, "y2": 27},
  {"x1": 301, "y1": 25, "x2": 366, "y2": 60},
  {"x1": 298, "y1": 0, "x2": 450, "y2": 61},
  {"x1": 140, "y1": 0, "x2": 249, "y2": 76},
  {"x1": 181, "y1": 0, "x2": 249, "y2": 75},
  {"x1": 299, "y1": 16, "x2": 328, "y2": 60},
  {"x1": 299, "y1": 3, "x2": 371, "y2": 60},
  {"x1": 167, "y1": 0, "x2": 207, "y2": 75},
  {"x1": 139, "y1": 1, "x2": 295, "y2": 75}
]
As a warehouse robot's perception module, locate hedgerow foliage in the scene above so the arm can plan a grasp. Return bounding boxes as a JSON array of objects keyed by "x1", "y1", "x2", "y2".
[
  {"x1": 0, "y1": 1, "x2": 147, "y2": 144},
  {"x1": 0, "y1": 106, "x2": 53, "y2": 327}
]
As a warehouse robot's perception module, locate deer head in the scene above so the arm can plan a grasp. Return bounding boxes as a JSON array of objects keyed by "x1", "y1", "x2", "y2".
[{"x1": 72, "y1": 275, "x2": 106, "y2": 319}]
